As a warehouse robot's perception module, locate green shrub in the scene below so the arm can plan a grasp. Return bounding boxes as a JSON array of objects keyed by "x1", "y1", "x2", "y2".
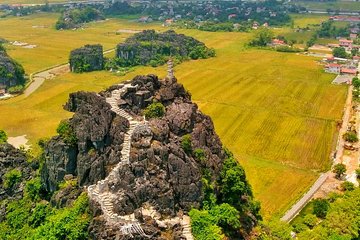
[
  {"x1": 340, "y1": 181, "x2": 355, "y2": 191},
  {"x1": 29, "y1": 203, "x2": 50, "y2": 228},
  {"x1": 292, "y1": 222, "x2": 308, "y2": 233},
  {"x1": 356, "y1": 168, "x2": 360, "y2": 179},
  {"x1": 181, "y1": 134, "x2": 192, "y2": 154},
  {"x1": 31, "y1": 193, "x2": 90, "y2": 240},
  {"x1": 7, "y1": 85, "x2": 24, "y2": 94},
  {"x1": 194, "y1": 148, "x2": 206, "y2": 162},
  {"x1": 333, "y1": 163, "x2": 347, "y2": 179},
  {"x1": 143, "y1": 102, "x2": 165, "y2": 119},
  {"x1": 3, "y1": 169, "x2": 22, "y2": 189},
  {"x1": 56, "y1": 120, "x2": 77, "y2": 145},
  {"x1": 343, "y1": 131, "x2": 358, "y2": 142},
  {"x1": 312, "y1": 198, "x2": 329, "y2": 218},
  {"x1": 303, "y1": 214, "x2": 317, "y2": 228},
  {"x1": 25, "y1": 177, "x2": 42, "y2": 201},
  {"x1": 0, "y1": 129, "x2": 7, "y2": 143}
]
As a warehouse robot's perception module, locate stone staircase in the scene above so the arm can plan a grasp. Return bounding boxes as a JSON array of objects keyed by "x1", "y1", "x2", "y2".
[
  {"x1": 87, "y1": 83, "x2": 140, "y2": 225},
  {"x1": 87, "y1": 83, "x2": 194, "y2": 239}
]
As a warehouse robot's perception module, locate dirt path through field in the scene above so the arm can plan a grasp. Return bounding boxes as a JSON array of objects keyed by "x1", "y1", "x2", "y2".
[
  {"x1": 22, "y1": 48, "x2": 115, "y2": 98},
  {"x1": 24, "y1": 64, "x2": 70, "y2": 97}
]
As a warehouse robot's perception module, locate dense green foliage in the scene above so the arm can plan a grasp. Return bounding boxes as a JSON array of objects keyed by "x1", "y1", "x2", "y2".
[
  {"x1": 69, "y1": 44, "x2": 104, "y2": 73},
  {"x1": 317, "y1": 21, "x2": 349, "y2": 38},
  {"x1": 143, "y1": 102, "x2": 165, "y2": 119},
  {"x1": 3, "y1": 169, "x2": 22, "y2": 189},
  {"x1": 55, "y1": 7, "x2": 104, "y2": 30},
  {"x1": 294, "y1": 188, "x2": 360, "y2": 239},
  {"x1": 0, "y1": 129, "x2": 7, "y2": 143},
  {"x1": 115, "y1": 30, "x2": 215, "y2": 67},
  {"x1": 181, "y1": 134, "x2": 192, "y2": 154},
  {"x1": 0, "y1": 193, "x2": 90, "y2": 240},
  {"x1": 340, "y1": 181, "x2": 355, "y2": 191},
  {"x1": 0, "y1": 46, "x2": 26, "y2": 91},
  {"x1": 249, "y1": 28, "x2": 274, "y2": 46},
  {"x1": 312, "y1": 199, "x2": 330, "y2": 218},
  {"x1": 190, "y1": 149, "x2": 261, "y2": 239},
  {"x1": 56, "y1": 120, "x2": 77, "y2": 145},
  {"x1": 343, "y1": 131, "x2": 358, "y2": 142},
  {"x1": 332, "y1": 47, "x2": 348, "y2": 59},
  {"x1": 189, "y1": 203, "x2": 241, "y2": 240},
  {"x1": 332, "y1": 163, "x2": 347, "y2": 179}
]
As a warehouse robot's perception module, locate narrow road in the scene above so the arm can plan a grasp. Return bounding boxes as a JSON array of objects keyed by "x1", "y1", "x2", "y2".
[
  {"x1": 8, "y1": 48, "x2": 116, "y2": 99},
  {"x1": 280, "y1": 173, "x2": 328, "y2": 222},
  {"x1": 281, "y1": 85, "x2": 353, "y2": 222}
]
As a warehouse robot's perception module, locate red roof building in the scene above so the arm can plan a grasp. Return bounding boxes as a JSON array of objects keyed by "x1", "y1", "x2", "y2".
[
  {"x1": 339, "y1": 39, "x2": 353, "y2": 48},
  {"x1": 341, "y1": 68, "x2": 357, "y2": 75}
]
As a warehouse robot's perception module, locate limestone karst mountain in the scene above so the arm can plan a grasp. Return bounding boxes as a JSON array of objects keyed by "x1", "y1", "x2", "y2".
[{"x1": 41, "y1": 72, "x2": 260, "y2": 239}]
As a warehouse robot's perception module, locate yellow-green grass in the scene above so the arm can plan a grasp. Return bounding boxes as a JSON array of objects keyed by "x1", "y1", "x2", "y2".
[
  {"x1": 0, "y1": 14, "x2": 348, "y2": 219},
  {"x1": 294, "y1": 1, "x2": 360, "y2": 11},
  {"x1": 290, "y1": 14, "x2": 328, "y2": 28},
  {"x1": 0, "y1": 13, "x2": 161, "y2": 73}
]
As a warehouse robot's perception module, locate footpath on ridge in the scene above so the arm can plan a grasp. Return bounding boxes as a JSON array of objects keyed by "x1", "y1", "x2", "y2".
[{"x1": 87, "y1": 81, "x2": 194, "y2": 239}]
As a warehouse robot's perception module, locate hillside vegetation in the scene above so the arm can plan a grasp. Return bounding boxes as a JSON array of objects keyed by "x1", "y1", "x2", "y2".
[{"x1": 115, "y1": 30, "x2": 215, "y2": 67}]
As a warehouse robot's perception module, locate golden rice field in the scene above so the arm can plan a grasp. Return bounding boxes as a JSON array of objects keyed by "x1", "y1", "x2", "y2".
[{"x1": 0, "y1": 13, "x2": 348, "y2": 219}]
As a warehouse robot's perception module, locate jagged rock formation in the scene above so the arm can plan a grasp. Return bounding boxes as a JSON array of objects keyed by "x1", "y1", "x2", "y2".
[
  {"x1": 69, "y1": 44, "x2": 104, "y2": 73},
  {"x1": 116, "y1": 30, "x2": 215, "y2": 67},
  {"x1": 0, "y1": 46, "x2": 25, "y2": 90},
  {"x1": 42, "y1": 73, "x2": 258, "y2": 239},
  {"x1": 0, "y1": 144, "x2": 33, "y2": 203}
]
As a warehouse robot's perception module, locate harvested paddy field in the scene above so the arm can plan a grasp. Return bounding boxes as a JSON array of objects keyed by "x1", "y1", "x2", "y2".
[{"x1": 0, "y1": 13, "x2": 347, "y2": 219}]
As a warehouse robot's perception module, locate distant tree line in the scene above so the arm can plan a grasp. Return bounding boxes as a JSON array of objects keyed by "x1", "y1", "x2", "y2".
[{"x1": 55, "y1": 7, "x2": 104, "y2": 30}]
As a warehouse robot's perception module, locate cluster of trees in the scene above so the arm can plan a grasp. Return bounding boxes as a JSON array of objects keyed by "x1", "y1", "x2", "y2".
[
  {"x1": 55, "y1": 7, "x2": 104, "y2": 30},
  {"x1": 115, "y1": 30, "x2": 215, "y2": 67},
  {"x1": 0, "y1": 45, "x2": 26, "y2": 93},
  {"x1": 0, "y1": 138, "x2": 90, "y2": 240},
  {"x1": 292, "y1": 187, "x2": 360, "y2": 239},
  {"x1": 317, "y1": 21, "x2": 349, "y2": 38},
  {"x1": 190, "y1": 149, "x2": 261, "y2": 239},
  {"x1": 249, "y1": 28, "x2": 274, "y2": 46},
  {"x1": 69, "y1": 44, "x2": 104, "y2": 73}
]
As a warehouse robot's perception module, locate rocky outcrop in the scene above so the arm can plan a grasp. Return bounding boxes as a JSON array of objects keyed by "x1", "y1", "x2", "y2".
[
  {"x1": 0, "y1": 47, "x2": 25, "y2": 90},
  {"x1": 116, "y1": 30, "x2": 215, "y2": 67},
  {"x1": 0, "y1": 144, "x2": 32, "y2": 201},
  {"x1": 69, "y1": 44, "x2": 104, "y2": 73},
  {"x1": 42, "y1": 73, "x2": 258, "y2": 239}
]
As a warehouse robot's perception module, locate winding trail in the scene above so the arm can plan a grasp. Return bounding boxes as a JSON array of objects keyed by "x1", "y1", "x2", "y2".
[
  {"x1": 8, "y1": 49, "x2": 116, "y2": 99},
  {"x1": 87, "y1": 83, "x2": 194, "y2": 239}
]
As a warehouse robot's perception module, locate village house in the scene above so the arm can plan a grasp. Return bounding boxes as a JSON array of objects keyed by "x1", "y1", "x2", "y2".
[
  {"x1": 325, "y1": 63, "x2": 341, "y2": 74},
  {"x1": 339, "y1": 39, "x2": 353, "y2": 48},
  {"x1": 341, "y1": 68, "x2": 357, "y2": 75},
  {"x1": 270, "y1": 38, "x2": 286, "y2": 46},
  {"x1": 350, "y1": 33, "x2": 357, "y2": 40},
  {"x1": 353, "y1": 55, "x2": 360, "y2": 63}
]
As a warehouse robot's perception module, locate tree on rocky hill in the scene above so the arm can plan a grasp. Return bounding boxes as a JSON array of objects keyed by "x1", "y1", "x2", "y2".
[
  {"x1": 69, "y1": 44, "x2": 104, "y2": 73},
  {"x1": 114, "y1": 30, "x2": 215, "y2": 67},
  {"x1": 0, "y1": 46, "x2": 26, "y2": 93}
]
